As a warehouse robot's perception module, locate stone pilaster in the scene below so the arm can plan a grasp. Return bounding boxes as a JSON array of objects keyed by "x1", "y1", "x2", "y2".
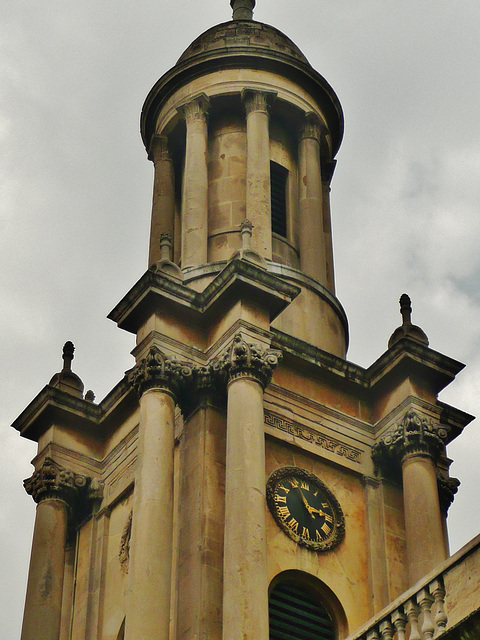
[
  {"x1": 21, "y1": 458, "x2": 97, "y2": 640},
  {"x1": 298, "y1": 113, "x2": 327, "y2": 285},
  {"x1": 125, "y1": 347, "x2": 194, "y2": 640},
  {"x1": 373, "y1": 410, "x2": 449, "y2": 585},
  {"x1": 220, "y1": 333, "x2": 281, "y2": 640},
  {"x1": 179, "y1": 94, "x2": 210, "y2": 269},
  {"x1": 148, "y1": 134, "x2": 175, "y2": 268},
  {"x1": 243, "y1": 90, "x2": 273, "y2": 259}
]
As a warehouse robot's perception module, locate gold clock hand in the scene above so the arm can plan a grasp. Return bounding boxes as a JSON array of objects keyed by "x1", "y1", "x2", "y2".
[{"x1": 299, "y1": 490, "x2": 316, "y2": 517}]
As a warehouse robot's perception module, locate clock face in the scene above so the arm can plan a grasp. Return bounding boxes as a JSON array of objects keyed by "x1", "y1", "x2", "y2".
[{"x1": 266, "y1": 467, "x2": 345, "y2": 552}]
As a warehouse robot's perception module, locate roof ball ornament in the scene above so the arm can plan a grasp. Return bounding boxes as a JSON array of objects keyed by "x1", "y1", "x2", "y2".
[{"x1": 231, "y1": 0, "x2": 255, "y2": 21}]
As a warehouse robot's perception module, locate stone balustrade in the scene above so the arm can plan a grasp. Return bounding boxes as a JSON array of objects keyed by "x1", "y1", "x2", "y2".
[{"x1": 345, "y1": 533, "x2": 480, "y2": 640}]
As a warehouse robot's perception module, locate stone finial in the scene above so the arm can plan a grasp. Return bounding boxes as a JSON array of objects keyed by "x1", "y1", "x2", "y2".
[
  {"x1": 49, "y1": 341, "x2": 84, "y2": 398},
  {"x1": 231, "y1": 0, "x2": 255, "y2": 20},
  {"x1": 153, "y1": 233, "x2": 183, "y2": 280},
  {"x1": 62, "y1": 341, "x2": 75, "y2": 370},
  {"x1": 388, "y1": 294, "x2": 429, "y2": 349},
  {"x1": 229, "y1": 220, "x2": 267, "y2": 268}
]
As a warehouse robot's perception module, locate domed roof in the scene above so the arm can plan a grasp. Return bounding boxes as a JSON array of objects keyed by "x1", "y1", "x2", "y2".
[{"x1": 177, "y1": 20, "x2": 309, "y2": 66}]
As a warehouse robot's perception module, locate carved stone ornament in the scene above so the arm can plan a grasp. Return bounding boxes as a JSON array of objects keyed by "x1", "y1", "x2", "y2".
[
  {"x1": 300, "y1": 112, "x2": 325, "y2": 142},
  {"x1": 119, "y1": 510, "x2": 132, "y2": 573},
  {"x1": 437, "y1": 472, "x2": 460, "y2": 513},
  {"x1": 372, "y1": 410, "x2": 449, "y2": 475},
  {"x1": 180, "y1": 94, "x2": 210, "y2": 123},
  {"x1": 243, "y1": 89, "x2": 270, "y2": 116},
  {"x1": 24, "y1": 457, "x2": 98, "y2": 507},
  {"x1": 129, "y1": 346, "x2": 195, "y2": 399},
  {"x1": 215, "y1": 333, "x2": 282, "y2": 390}
]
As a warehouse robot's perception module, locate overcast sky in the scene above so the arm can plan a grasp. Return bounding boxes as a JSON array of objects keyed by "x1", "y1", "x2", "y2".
[{"x1": 1, "y1": 0, "x2": 480, "y2": 635}]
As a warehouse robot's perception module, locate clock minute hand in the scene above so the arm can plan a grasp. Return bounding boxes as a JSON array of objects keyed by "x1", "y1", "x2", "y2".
[{"x1": 299, "y1": 490, "x2": 316, "y2": 517}]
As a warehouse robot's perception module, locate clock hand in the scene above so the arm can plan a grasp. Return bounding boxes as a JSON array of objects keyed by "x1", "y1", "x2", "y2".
[{"x1": 299, "y1": 490, "x2": 317, "y2": 517}]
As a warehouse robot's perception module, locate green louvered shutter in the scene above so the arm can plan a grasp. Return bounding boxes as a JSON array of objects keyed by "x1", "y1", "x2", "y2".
[{"x1": 269, "y1": 582, "x2": 335, "y2": 640}]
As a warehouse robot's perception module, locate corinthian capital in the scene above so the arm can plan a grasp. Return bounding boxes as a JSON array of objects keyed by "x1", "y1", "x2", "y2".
[
  {"x1": 300, "y1": 112, "x2": 325, "y2": 142},
  {"x1": 24, "y1": 457, "x2": 98, "y2": 507},
  {"x1": 130, "y1": 346, "x2": 194, "y2": 399},
  {"x1": 148, "y1": 134, "x2": 171, "y2": 163},
  {"x1": 373, "y1": 410, "x2": 449, "y2": 474},
  {"x1": 216, "y1": 333, "x2": 282, "y2": 389},
  {"x1": 242, "y1": 90, "x2": 273, "y2": 116},
  {"x1": 179, "y1": 94, "x2": 210, "y2": 123}
]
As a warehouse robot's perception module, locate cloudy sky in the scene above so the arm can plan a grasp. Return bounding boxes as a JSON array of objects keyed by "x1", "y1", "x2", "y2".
[{"x1": 1, "y1": 0, "x2": 480, "y2": 635}]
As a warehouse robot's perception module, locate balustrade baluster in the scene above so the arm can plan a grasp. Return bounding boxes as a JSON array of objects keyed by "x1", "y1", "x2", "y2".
[
  {"x1": 379, "y1": 619, "x2": 394, "y2": 640},
  {"x1": 417, "y1": 588, "x2": 435, "y2": 640},
  {"x1": 429, "y1": 578, "x2": 448, "y2": 637},
  {"x1": 366, "y1": 628, "x2": 380, "y2": 640},
  {"x1": 404, "y1": 599, "x2": 422, "y2": 640},
  {"x1": 392, "y1": 608, "x2": 408, "y2": 640}
]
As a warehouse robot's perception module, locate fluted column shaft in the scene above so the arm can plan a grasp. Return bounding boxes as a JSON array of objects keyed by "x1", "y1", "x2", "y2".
[
  {"x1": 148, "y1": 135, "x2": 175, "y2": 268},
  {"x1": 402, "y1": 453, "x2": 446, "y2": 584},
  {"x1": 181, "y1": 94, "x2": 209, "y2": 268},
  {"x1": 21, "y1": 498, "x2": 68, "y2": 640},
  {"x1": 125, "y1": 387, "x2": 176, "y2": 640},
  {"x1": 244, "y1": 90, "x2": 272, "y2": 259},
  {"x1": 222, "y1": 335, "x2": 281, "y2": 640},
  {"x1": 298, "y1": 114, "x2": 327, "y2": 285}
]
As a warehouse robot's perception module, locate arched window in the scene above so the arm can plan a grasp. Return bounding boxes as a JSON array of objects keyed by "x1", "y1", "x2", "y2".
[{"x1": 269, "y1": 581, "x2": 336, "y2": 640}]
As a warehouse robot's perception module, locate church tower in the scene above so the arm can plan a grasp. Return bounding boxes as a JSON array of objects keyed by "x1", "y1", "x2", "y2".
[{"x1": 13, "y1": 2, "x2": 478, "y2": 640}]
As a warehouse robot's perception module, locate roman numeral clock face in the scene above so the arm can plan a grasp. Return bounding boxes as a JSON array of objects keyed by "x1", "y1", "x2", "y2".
[{"x1": 267, "y1": 467, "x2": 345, "y2": 552}]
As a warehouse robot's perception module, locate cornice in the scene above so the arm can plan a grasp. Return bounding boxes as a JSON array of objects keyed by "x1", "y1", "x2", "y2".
[{"x1": 108, "y1": 258, "x2": 300, "y2": 334}]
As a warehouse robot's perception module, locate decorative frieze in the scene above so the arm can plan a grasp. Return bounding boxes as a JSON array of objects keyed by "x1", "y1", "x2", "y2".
[
  {"x1": 265, "y1": 411, "x2": 362, "y2": 463},
  {"x1": 372, "y1": 410, "x2": 449, "y2": 473},
  {"x1": 129, "y1": 346, "x2": 195, "y2": 399},
  {"x1": 24, "y1": 457, "x2": 100, "y2": 507}
]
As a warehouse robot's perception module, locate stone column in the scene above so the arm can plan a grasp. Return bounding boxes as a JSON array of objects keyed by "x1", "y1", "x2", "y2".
[
  {"x1": 373, "y1": 410, "x2": 449, "y2": 586},
  {"x1": 298, "y1": 113, "x2": 327, "y2": 285},
  {"x1": 21, "y1": 458, "x2": 92, "y2": 640},
  {"x1": 180, "y1": 94, "x2": 210, "y2": 269},
  {"x1": 148, "y1": 134, "x2": 175, "y2": 268},
  {"x1": 243, "y1": 90, "x2": 273, "y2": 259},
  {"x1": 125, "y1": 347, "x2": 193, "y2": 640},
  {"x1": 221, "y1": 334, "x2": 281, "y2": 640},
  {"x1": 322, "y1": 160, "x2": 336, "y2": 294}
]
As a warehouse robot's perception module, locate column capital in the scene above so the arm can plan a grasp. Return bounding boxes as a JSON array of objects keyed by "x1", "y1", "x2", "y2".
[
  {"x1": 373, "y1": 410, "x2": 449, "y2": 474},
  {"x1": 130, "y1": 346, "x2": 195, "y2": 399},
  {"x1": 148, "y1": 134, "x2": 171, "y2": 163},
  {"x1": 179, "y1": 93, "x2": 210, "y2": 123},
  {"x1": 242, "y1": 89, "x2": 275, "y2": 116},
  {"x1": 24, "y1": 457, "x2": 99, "y2": 507},
  {"x1": 299, "y1": 112, "x2": 326, "y2": 142},
  {"x1": 216, "y1": 333, "x2": 282, "y2": 389}
]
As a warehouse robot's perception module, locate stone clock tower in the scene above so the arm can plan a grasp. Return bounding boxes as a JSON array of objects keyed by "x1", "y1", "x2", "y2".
[{"x1": 13, "y1": 2, "x2": 480, "y2": 640}]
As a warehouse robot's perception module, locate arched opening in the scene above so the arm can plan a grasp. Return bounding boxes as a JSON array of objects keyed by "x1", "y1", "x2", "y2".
[{"x1": 269, "y1": 571, "x2": 348, "y2": 640}]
